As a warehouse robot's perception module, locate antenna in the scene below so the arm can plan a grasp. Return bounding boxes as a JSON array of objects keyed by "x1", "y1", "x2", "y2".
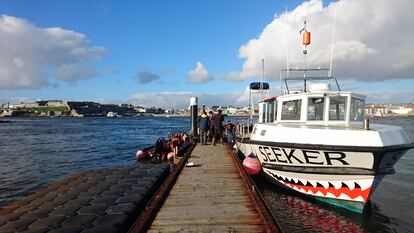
[
  {"x1": 329, "y1": 6, "x2": 338, "y2": 77},
  {"x1": 300, "y1": 20, "x2": 310, "y2": 92},
  {"x1": 285, "y1": 4, "x2": 289, "y2": 95},
  {"x1": 260, "y1": 59, "x2": 264, "y2": 100}
]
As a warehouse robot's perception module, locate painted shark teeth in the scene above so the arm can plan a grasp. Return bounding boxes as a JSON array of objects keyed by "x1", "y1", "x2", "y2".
[
  {"x1": 357, "y1": 179, "x2": 372, "y2": 191},
  {"x1": 308, "y1": 180, "x2": 317, "y2": 188},
  {"x1": 318, "y1": 181, "x2": 330, "y2": 189},
  {"x1": 267, "y1": 171, "x2": 372, "y2": 200},
  {"x1": 331, "y1": 181, "x2": 342, "y2": 189},
  {"x1": 343, "y1": 181, "x2": 355, "y2": 190}
]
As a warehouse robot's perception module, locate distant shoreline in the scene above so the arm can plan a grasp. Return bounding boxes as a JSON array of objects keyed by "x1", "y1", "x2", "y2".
[
  {"x1": 2, "y1": 114, "x2": 412, "y2": 119},
  {"x1": 0, "y1": 114, "x2": 252, "y2": 118}
]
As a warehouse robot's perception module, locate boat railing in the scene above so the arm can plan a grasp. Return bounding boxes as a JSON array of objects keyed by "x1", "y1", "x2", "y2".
[
  {"x1": 236, "y1": 121, "x2": 253, "y2": 139},
  {"x1": 280, "y1": 68, "x2": 341, "y2": 94}
]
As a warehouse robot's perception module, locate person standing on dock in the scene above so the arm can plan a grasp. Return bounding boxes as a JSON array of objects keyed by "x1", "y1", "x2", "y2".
[
  {"x1": 198, "y1": 110, "x2": 210, "y2": 145},
  {"x1": 211, "y1": 109, "x2": 224, "y2": 145},
  {"x1": 208, "y1": 110, "x2": 214, "y2": 143}
]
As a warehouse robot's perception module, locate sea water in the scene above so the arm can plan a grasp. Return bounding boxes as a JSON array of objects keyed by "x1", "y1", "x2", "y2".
[
  {"x1": 0, "y1": 116, "x2": 413, "y2": 232},
  {"x1": 0, "y1": 117, "x2": 189, "y2": 206}
]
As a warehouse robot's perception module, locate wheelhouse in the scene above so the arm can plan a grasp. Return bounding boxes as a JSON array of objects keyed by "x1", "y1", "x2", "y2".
[
  {"x1": 258, "y1": 68, "x2": 366, "y2": 126},
  {"x1": 259, "y1": 92, "x2": 365, "y2": 126}
]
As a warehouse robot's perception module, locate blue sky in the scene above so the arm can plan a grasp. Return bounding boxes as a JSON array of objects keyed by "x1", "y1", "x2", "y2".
[{"x1": 0, "y1": 0, "x2": 413, "y2": 107}]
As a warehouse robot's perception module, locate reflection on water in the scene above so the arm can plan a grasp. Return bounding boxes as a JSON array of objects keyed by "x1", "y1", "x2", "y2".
[{"x1": 256, "y1": 176, "x2": 406, "y2": 233}]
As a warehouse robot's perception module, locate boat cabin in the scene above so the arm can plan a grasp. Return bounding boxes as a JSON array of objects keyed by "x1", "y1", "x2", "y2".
[
  {"x1": 259, "y1": 89, "x2": 365, "y2": 126},
  {"x1": 257, "y1": 69, "x2": 366, "y2": 126}
]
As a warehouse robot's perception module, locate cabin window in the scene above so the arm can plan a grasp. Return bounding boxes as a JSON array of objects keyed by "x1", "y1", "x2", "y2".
[
  {"x1": 350, "y1": 98, "x2": 364, "y2": 121},
  {"x1": 267, "y1": 102, "x2": 275, "y2": 122},
  {"x1": 274, "y1": 101, "x2": 277, "y2": 122},
  {"x1": 259, "y1": 102, "x2": 265, "y2": 123},
  {"x1": 281, "y1": 99, "x2": 302, "y2": 120},
  {"x1": 307, "y1": 97, "x2": 324, "y2": 120},
  {"x1": 329, "y1": 96, "x2": 347, "y2": 120}
]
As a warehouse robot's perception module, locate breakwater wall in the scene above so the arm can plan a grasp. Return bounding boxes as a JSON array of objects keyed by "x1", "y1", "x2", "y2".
[{"x1": 0, "y1": 162, "x2": 169, "y2": 233}]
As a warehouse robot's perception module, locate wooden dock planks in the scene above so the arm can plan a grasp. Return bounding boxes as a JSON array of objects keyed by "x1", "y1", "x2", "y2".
[{"x1": 148, "y1": 144, "x2": 268, "y2": 232}]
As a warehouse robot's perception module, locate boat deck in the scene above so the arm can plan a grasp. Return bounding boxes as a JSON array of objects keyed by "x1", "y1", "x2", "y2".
[{"x1": 148, "y1": 144, "x2": 276, "y2": 232}]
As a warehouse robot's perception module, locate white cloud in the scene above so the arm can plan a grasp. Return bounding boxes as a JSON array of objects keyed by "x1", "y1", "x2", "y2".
[
  {"x1": 365, "y1": 90, "x2": 414, "y2": 104},
  {"x1": 186, "y1": 61, "x2": 212, "y2": 84},
  {"x1": 0, "y1": 15, "x2": 106, "y2": 89},
  {"x1": 128, "y1": 90, "x2": 250, "y2": 108},
  {"x1": 237, "y1": 0, "x2": 414, "y2": 82},
  {"x1": 126, "y1": 87, "x2": 413, "y2": 108},
  {"x1": 226, "y1": 71, "x2": 243, "y2": 82}
]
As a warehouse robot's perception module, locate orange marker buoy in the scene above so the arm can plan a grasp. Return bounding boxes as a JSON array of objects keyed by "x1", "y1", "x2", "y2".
[{"x1": 303, "y1": 31, "x2": 311, "y2": 45}]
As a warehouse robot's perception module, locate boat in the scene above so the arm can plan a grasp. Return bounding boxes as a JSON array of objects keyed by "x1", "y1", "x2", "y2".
[
  {"x1": 235, "y1": 22, "x2": 414, "y2": 213},
  {"x1": 107, "y1": 111, "x2": 119, "y2": 117},
  {"x1": 370, "y1": 111, "x2": 389, "y2": 118}
]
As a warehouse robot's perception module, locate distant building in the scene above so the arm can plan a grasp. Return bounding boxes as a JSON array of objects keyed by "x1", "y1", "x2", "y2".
[
  {"x1": 119, "y1": 103, "x2": 133, "y2": 108},
  {"x1": 143, "y1": 107, "x2": 156, "y2": 114},
  {"x1": 134, "y1": 106, "x2": 146, "y2": 113},
  {"x1": 67, "y1": 101, "x2": 103, "y2": 116},
  {"x1": 16, "y1": 102, "x2": 39, "y2": 108},
  {"x1": 365, "y1": 104, "x2": 387, "y2": 115},
  {"x1": 211, "y1": 106, "x2": 220, "y2": 111},
  {"x1": 389, "y1": 106, "x2": 413, "y2": 115},
  {"x1": 46, "y1": 100, "x2": 66, "y2": 107},
  {"x1": 36, "y1": 101, "x2": 48, "y2": 106},
  {"x1": 165, "y1": 109, "x2": 175, "y2": 115},
  {"x1": 70, "y1": 109, "x2": 83, "y2": 117},
  {"x1": 224, "y1": 107, "x2": 238, "y2": 116},
  {"x1": 0, "y1": 109, "x2": 14, "y2": 117}
]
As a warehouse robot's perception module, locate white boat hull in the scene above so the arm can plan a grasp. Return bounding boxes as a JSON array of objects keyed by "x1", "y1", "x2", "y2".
[{"x1": 236, "y1": 135, "x2": 412, "y2": 213}]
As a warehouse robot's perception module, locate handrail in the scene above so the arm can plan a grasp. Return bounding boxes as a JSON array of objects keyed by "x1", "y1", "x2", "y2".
[{"x1": 280, "y1": 67, "x2": 341, "y2": 93}]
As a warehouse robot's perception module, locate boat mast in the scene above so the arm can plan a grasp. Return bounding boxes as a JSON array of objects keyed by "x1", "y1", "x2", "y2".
[
  {"x1": 284, "y1": 4, "x2": 289, "y2": 95},
  {"x1": 300, "y1": 20, "x2": 310, "y2": 92},
  {"x1": 260, "y1": 59, "x2": 264, "y2": 100},
  {"x1": 329, "y1": 6, "x2": 338, "y2": 78},
  {"x1": 249, "y1": 85, "x2": 252, "y2": 125}
]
